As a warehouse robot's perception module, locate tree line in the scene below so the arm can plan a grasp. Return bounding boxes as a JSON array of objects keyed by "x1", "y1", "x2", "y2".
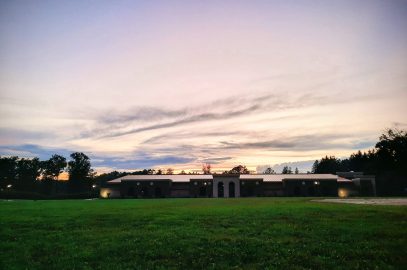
[
  {"x1": 311, "y1": 129, "x2": 407, "y2": 195},
  {"x1": 0, "y1": 152, "x2": 94, "y2": 197},
  {"x1": 1, "y1": 128, "x2": 405, "y2": 197}
]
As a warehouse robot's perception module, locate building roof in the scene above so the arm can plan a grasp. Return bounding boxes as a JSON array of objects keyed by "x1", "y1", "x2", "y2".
[
  {"x1": 337, "y1": 177, "x2": 352, "y2": 183},
  {"x1": 108, "y1": 174, "x2": 213, "y2": 183},
  {"x1": 240, "y1": 174, "x2": 337, "y2": 182},
  {"x1": 107, "y1": 173, "x2": 338, "y2": 183}
]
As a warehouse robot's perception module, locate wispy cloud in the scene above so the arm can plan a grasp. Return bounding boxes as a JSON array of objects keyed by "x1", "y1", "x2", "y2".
[
  {"x1": 200, "y1": 157, "x2": 233, "y2": 164},
  {"x1": 81, "y1": 91, "x2": 366, "y2": 139},
  {"x1": 100, "y1": 104, "x2": 260, "y2": 138},
  {"x1": 142, "y1": 131, "x2": 238, "y2": 144},
  {"x1": 91, "y1": 154, "x2": 195, "y2": 170},
  {"x1": 99, "y1": 107, "x2": 187, "y2": 124},
  {"x1": 217, "y1": 134, "x2": 361, "y2": 151},
  {"x1": 81, "y1": 93, "x2": 274, "y2": 138}
]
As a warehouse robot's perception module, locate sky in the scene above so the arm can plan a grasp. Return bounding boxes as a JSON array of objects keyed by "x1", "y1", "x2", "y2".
[{"x1": 1, "y1": 0, "x2": 407, "y2": 174}]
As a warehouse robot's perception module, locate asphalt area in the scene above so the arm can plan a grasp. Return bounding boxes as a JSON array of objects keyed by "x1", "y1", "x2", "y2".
[{"x1": 314, "y1": 198, "x2": 407, "y2": 206}]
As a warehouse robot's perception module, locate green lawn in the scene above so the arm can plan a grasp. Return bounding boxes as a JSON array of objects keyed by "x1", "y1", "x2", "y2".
[{"x1": 1, "y1": 198, "x2": 406, "y2": 270}]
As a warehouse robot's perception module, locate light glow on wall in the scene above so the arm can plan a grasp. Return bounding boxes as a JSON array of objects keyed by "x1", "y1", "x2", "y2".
[{"x1": 338, "y1": 188, "x2": 349, "y2": 198}]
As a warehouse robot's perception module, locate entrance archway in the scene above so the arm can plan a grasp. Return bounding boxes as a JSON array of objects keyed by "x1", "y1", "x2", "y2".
[
  {"x1": 229, "y1": 182, "x2": 235, "y2": 197},
  {"x1": 218, "y1": 182, "x2": 224, "y2": 197}
]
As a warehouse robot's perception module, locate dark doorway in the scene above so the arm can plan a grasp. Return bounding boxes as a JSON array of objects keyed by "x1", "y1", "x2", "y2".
[
  {"x1": 127, "y1": 187, "x2": 135, "y2": 197},
  {"x1": 199, "y1": 186, "x2": 207, "y2": 197},
  {"x1": 229, "y1": 182, "x2": 235, "y2": 197},
  {"x1": 294, "y1": 186, "x2": 301, "y2": 196},
  {"x1": 218, "y1": 182, "x2": 224, "y2": 197},
  {"x1": 155, "y1": 187, "x2": 162, "y2": 197}
]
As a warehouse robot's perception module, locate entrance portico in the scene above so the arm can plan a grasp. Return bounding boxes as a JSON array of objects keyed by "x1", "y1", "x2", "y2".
[{"x1": 212, "y1": 175, "x2": 240, "y2": 198}]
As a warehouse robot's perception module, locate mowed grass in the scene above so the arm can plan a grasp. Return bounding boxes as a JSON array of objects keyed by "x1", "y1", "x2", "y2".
[{"x1": 0, "y1": 198, "x2": 406, "y2": 270}]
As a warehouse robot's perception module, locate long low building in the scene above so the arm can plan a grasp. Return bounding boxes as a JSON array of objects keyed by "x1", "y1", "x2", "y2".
[{"x1": 100, "y1": 173, "x2": 375, "y2": 198}]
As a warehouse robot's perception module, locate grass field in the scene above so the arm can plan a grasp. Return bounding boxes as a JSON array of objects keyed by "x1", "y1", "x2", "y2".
[{"x1": 1, "y1": 198, "x2": 406, "y2": 270}]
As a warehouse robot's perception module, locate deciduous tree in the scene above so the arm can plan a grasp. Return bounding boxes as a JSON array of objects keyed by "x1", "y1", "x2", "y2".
[{"x1": 68, "y1": 152, "x2": 94, "y2": 193}]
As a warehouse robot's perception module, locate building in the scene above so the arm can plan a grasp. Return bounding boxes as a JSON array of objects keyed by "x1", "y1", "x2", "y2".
[
  {"x1": 336, "y1": 171, "x2": 376, "y2": 197},
  {"x1": 100, "y1": 172, "x2": 375, "y2": 198}
]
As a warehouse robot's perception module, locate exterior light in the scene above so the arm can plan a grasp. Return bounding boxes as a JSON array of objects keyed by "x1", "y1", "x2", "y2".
[
  {"x1": 150, "y1": 182, "x2": 154, "y2": 186},
  {"x1": 314, "y1": 181, "x2": 319, "y2": 185},
  {"x1": 204, "y1": 182, "x2": 207, "y2": 186},
  {"x1": 256, "y1": 181, "x2": 259, "y2": 185},
  {"x1": 92, "y1": 184, "x2": 97, "y2": 189},
  {"x1": 208, "y1": 182, "x2": 212, "y2": 185},
  {"x1": 302, "y1": 181, "x2": 306, "y2": 186},
  {"x1": 338, "y1": 189, "x2": 348, "y2": 198},
  {"x1": 242, "y1": 182, "x2": 245, "y2": 185},
  {"x1": 194, "y1": 182, "x2": 198, "y2": 185},
  {"x1": 137, "y1": 182, "x2": 140, "y2": 186},
  {"x1": 7, "y1": 184, "x2": 12, "y2": 188}
]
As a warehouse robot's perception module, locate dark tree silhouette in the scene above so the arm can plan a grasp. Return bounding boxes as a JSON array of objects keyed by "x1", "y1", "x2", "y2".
[
  {"x1": 264, "y1": 167, "x2": 276, "y2": 174},
  {"x1": 43, "y1": 154, "x2": 67, "y2": 181},
  {"x1": 228, "y1": 165, "x2": 250, "y2": 174},
  {"x1": 68, "y1": 152, "x2": 94, "y2": 193},
  {"x1": 0, "y1": 156, "x2": 18, "y2": 189},
  {"x1": 375, "y1": 129, "x2": 407, "y2": 172},
  {"x1": 282, "y1": 166, "x2": 292, "y2": 174},
  {"x1": 16, "y1": 158, "x2": 42, "y2": 191},
  {"x1": 312, "y1": 129, "x2": 407, "y2": 195},
  {"x1": 311, "y1": 156, "x2": 346, "y2": 174}
]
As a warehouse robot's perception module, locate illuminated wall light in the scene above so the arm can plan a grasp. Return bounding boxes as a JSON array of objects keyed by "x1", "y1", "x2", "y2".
[
  {"x1": 338, "y1": 189, "x2": 348, "y2": 198},
  {"x1": 100, "y1": 188, "x2": 114, "y2": 198}
]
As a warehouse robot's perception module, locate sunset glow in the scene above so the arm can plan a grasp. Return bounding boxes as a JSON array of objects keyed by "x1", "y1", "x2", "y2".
[{"x1": 1, "y1": 0, "x2": 406, "y2": 173}]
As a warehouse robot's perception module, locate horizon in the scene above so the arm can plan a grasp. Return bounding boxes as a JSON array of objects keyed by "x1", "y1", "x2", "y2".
[{"x1": 1, "y1": 0, "x2": 407, "y2": 174}]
